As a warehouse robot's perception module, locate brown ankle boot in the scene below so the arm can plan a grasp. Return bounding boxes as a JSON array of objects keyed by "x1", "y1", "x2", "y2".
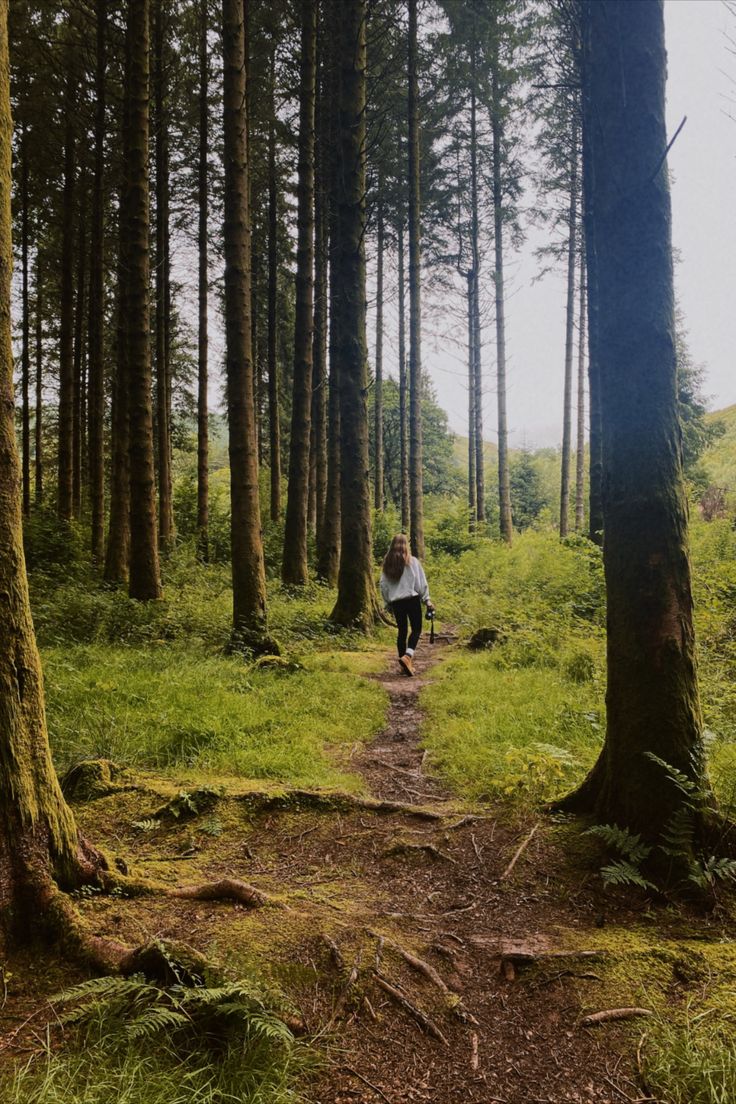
[{"x1": 399, "y1": 654, "x2": 414, "y2": 677}]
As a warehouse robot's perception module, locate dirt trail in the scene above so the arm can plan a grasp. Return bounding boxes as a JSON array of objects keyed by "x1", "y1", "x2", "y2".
[{"x1": 0, "y1": 634, "x2": 645, "y2": 1103}]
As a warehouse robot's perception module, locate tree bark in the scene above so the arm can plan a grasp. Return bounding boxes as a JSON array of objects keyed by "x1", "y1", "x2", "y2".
[
  {"x1": 559, "y1": 118, "x2": 578, "y2": 539},
  {"x1": 0, "y1": 1, "x2": 97, "y2": 951},
  {"x1": 283, "y1": 0, "x2": 317, "y2": 587},
  {"x1": 196, "y1": 0, "x2": 209, "y2": 561},
  {"x1": 492, "y1": 58, "x2": 512, "y2": 545},
  {"x1": 581, "y1": 82, "x2": 603, "y2": 545},
  {"x1": 329, "y1": 0, "x2": 379, "y2": 629},
  {"x1": 398, "y1": 219, "x2": 409, "y2": 534},
  {"x1": 20, "y1": 125, "x2": 30, "y2": 516},
  {"x1": 34, "y1": 259, "x2": 42, "y2": 505},
  {"x1": 470, "y1": 75, "x2": 483, "y2": 525},
  {"x1": 373, "y1": 192, "x2": 384, "y2": 512},
  {"x1": 407, "y1": 0, "x2": 424, "y2": 559},
  {"x1": 154, "y1": 0, "x2": 173, "y2": 552},
  {"x1": 88, "y1": 0, "x2": 107, "y2": 562},
  {"x1": 72, "y1": 177, "x2": 87, "y2": 522},
  {"x1": 57, "y1": 50, "x2": 76, "y2": 523},
  {"x1": 557, "y1": 0, "x2": 709, "y2": 845},
  {"x1": 466, "y1": 269, "x2": 476, "y2": 529},
  {"x1": 266, "y1": 44, "x2": 281, "y2": 523},
  {"x1": 574, "y1": 249, "x2": 586, "y2": 532},
  {"x1": 126, "y1": 0, "x2": 161, "y2": 600},
  {"x1": 222, "y1": 0, "x2": 269, "y2": 643},
  {"x1": 311, "y1": 22, "x2": 328, "y2": 544}
]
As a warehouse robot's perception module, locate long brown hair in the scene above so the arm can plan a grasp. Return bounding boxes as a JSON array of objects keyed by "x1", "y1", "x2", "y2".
[{"x1": 382, "y1": 534, "x2": 411, "y2": 581}]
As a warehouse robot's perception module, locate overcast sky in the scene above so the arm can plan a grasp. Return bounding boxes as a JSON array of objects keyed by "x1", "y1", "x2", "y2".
[{"x1": 418, "y1": 0, "x2": 736, "y2": 447}]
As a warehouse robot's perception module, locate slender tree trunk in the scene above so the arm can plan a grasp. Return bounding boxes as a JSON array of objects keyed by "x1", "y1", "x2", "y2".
[
  {"x1": 57, "y1": 57, "x2": 76, "y2": 523},
  {"x1": 329, "y1": 0, "x2": 378, "y2": 628},
  {"x1": 466, "y1": 268, "x2": 476, "y2": 529},
  {"x1": 88, "y1": 0, "x2": 107, "y2": 562},
  {"x1": 398, "y1": 220, "x2": 409, "y2": 534},
  {"x1": 373, "y1": 194, "x2": 384, "y2": 512},
  {"x1": 266, "y1": 46, "x2": 281, "y2": 523},
  {"x1": 154, "y1": 0, "x2": 173, "y2": 552},
  {"x1": 581, "y1": 80, "x2": 603, "y2": 544},
  {"x1": 72, "y1": 184, "x2": 87, "y2": 522},
  {"x1": 556, "y1": 0, "x2": 709, "y2": 848},
  {"x1": 20, "y1": 127, "x2": 30, "y2": 516},
  {"x1": 470, "y1": 74, "x2": 484, "y2": 524},
  {"x1": 126, "y1": 0, "x2": 161, "y2": 600},
  {"x1": 559, "y1": 119, "x2": 578, "y2": 539},
  {"x1": 222, "y1": 0, "x2": 269, "y2": 642},
  {"x1": 283, "y1": 0, "x2": 317, "y2": 586},
  {"x1": 196, "y1": 0, "x2": 209, "y2": 561},
  {"x1": 574, "y1": 249, "x2": 586, "y2": 532},
  {"x1": 311, "y1": 26, "x2": 328, "y2": 543},
  {"x1": 34, "y1": 261, "x2": 42, "y2": 506},
  {"x1": 491, "y1": 62, "x2": 513, "y2": 544},
  {"x1": 407, "y1": 0, "x2": 424, "y2": 559}
]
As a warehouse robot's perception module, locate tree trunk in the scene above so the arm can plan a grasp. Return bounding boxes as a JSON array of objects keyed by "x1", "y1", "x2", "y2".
[
  {"x1": 0, "y1": 1, "x2": 95, "y2": 951},
  {"x1": 470, "y1": 76, "x2": 483, "y2": 525},
  {"x1": 582, "y1": 85, "x2": 603, "y2": 545},
  {"x1": 57, "y1": 55, "x2": 76, "y2": 523},
  {"x1": 283, "y1": 0, "x2": 316, "y2": 587},
  {"x1": 88, "y1": 0, "x2": 107, "y2": 562},
  {"x1": 373, "y1": 193, "x2": 384, "y2": 512},
  {"x1": 34, "y1": 259, "x2": 42, "y2": 505},
  {"x1": 466, "y1": 269, "x2": 476, "y2": 529},
  {"x1": 126, "y1": 0, "x2": 161, "y2": 600},
  {"x1": 266, "y1": 45, "x2": 281, "y2": 523},
  {"x1": 196, "y1": 0, "x2": 209, "y2": 562},
  {"x1": 556, "y1": 0, "x2": 708, "y2": 847},
  {"x1": 154, "y1": 0, "x2": 173, "y2": 552},
  {"x1": 329, "y1": 0, "x2": 378, "y2": 629},
  {"x1": 222, "y1": 0, "x2": 269, "y2": 643},
  {"x1": 559, "y1": 119, "x2": 578, "y2": 539},
  {"x1": 20, "y1": 126, "x2": 30, "y2": 516},
  {"x1": 491, "y1": 61, "x2": 512, "y2": 545},
  {"x1": 397, "y1": 219, "x2": 409, "y2": 534},
  {"x1": 407, "y1": 0, "x2": 424, "y2": 559},
  {"x1": 574, "y1": 249, "x2": 586, "y2": 532},
  {"x1": 311, "y1": 23, "x2": 328, "y2": 544},
  {"x1": 72, "y1": 179, "x2": 87, "y2": 522}
]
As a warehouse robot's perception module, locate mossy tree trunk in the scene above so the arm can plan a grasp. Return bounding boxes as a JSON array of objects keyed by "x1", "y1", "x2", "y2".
[
  {"x1": 397, "y1": 218, "x2": 409, "y2": 534},
  {"x1": 222, "y1": 0, "x2": 268, "y2": 642},
  {"x1": 34, "y1": 258, "x2": 42, "y2": 505},
  {"x1": 88, "y1": 0, "x2": 107, "y2": 563},
  {"x1": 196, "y1": 0, "x2": 209, "y2": 562},
  {"x1": 559, "y1": 117, "x2": 578, "y2": 539},
  {"x1": 557, "y1": 0, "x2": 709, "y2": 842},
  {"x1": 20, "y1": 124, "x2": 30, "y2": 517},
  {"x1": 126, "y1": 0, "x2": 161, "y2": 600},
  {"x1": 329, "y1": 0, "x2": 379, "y2": 629},
  {"x1": 407, "y1": 0, "x2": 424, "y2": 559},
  {"x1": 0, "y1": 1, "x2": 101, "y2": 951},
  {"x1": 283, "y1": 0, "x2": 316, "y2": 587}
]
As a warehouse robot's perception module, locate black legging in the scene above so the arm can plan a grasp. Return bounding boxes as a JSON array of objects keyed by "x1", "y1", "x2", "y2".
[{"x1": 392, "y1": 595, "x2": 423, "y2": 657}]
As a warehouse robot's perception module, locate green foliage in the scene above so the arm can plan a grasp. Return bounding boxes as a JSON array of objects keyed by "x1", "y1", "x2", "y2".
[
  {"x1": 376, "y1": 378, "x2": 463, "y2": 506},
  {"x1": 1, "y1": 972, "x2": 309, "y2": 1104},
  {"x1": 23, "y1": 507, "x2": 86, "y2": 576},
  {"x1": 509, "y1": 450, "x2": 548, "y2": 531},
  {"x1": 585, "y1": 824, "x2": 651, "y2": 865},
  {"x1": 643, "y1": 1004, "x2": 736, "y2": 1104}
]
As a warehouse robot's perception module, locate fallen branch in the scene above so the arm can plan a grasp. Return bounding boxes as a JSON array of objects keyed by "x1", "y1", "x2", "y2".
[
  {"x1": 340, "y1": 1064, "x2": 393, "y2": 1104},
  {"x1": 500, "y1": 823, "x2": 539, "y2": 880},
  {"x1": 580, "y1": 1008, "x2": 654, "y2": 1027},
  {"x1": 373, "y1": 973, "x2": 448, "y2": 1045},
  {"x1": 470, "y1": 1031, "x2": 479, "y2": 1071},
  {"x1": 367, "y1": 931, "x2": 449, "y2": 993}
]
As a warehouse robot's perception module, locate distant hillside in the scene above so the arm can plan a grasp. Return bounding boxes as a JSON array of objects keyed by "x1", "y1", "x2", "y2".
[{"x1": 702, "y1": 405, "x2": 736, "y2": 491}]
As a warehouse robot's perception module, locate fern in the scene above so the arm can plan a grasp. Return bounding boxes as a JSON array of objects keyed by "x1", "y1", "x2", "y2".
[
  {"x1": 690, "y1": 856, "x2": 736, "y2": 889},
  {"x1": 126, "y1": 1007, "x2": 190, "y2": 1040},
  {"x1": 644, "y1": 752, "x2": 699, "y2": 798},
  {"x1": 600, "y1": 860, "x2": 656, "y2": 891},
  {"x1": 659, "y1": 807, "x2": 695, "y2": 858},
  {"x1": 132, "y1": 817, "x2": 161, "y2": 833},
  {"x1": 586, "y1": 823, "x2": 652, "y2": 864}
]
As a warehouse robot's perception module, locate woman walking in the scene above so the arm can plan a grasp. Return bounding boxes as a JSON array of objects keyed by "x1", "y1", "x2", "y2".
[{"x1": 379, "y1": 534, "x2": 434, "y2": 676}]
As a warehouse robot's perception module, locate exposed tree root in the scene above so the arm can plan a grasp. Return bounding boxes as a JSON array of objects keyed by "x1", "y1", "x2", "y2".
[
  {"x1": 500, "y1": 823, "x2": 539, "y2": 880},
  {"x1": 169, "y1": 877, "x2": 282, "y2": 909},
  {"x1": 580, "y1": 1007, "x2": 653, "y2": 1027},
  {"x1": 237, "y1": 788, "x2": 444, "y2": 821},
  {"x1": 372, "y1": 972, "x2": 448, "y2": 1045}
]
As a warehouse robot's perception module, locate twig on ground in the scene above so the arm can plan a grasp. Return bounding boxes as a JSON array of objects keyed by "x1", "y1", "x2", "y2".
[
  {"x1": 367, "y1": 931, "x2": 449, "y2": 993},
  {"x1": 373, "y1": 973, "x2": 449, "y2": 1045},
  {"x1": 470, "y1": 1031, "x2": 479, "y2": 1070},
  {"x1": 500, "y1": 823, "x2": 540, "y2": 880},
  {"x1": 581, "y1": 1008, "x2": 653, "y2": 1027},
  {"x1": 340, "y1": 1064, "x2": 393, "y2": 1104}
]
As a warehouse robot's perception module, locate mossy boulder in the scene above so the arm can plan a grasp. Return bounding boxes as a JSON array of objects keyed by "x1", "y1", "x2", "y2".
[{"x1": 467, "y1": 626, "x2": 506, "y2": 651}]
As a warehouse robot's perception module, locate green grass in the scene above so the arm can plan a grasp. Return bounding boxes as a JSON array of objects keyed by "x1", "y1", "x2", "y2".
[
  {"x1": 43, "y1": 644, "x2": 386, "y2": 789},
  {"x1": 643, "y1": 1006, "x2": 736, "y2": 1104}
]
